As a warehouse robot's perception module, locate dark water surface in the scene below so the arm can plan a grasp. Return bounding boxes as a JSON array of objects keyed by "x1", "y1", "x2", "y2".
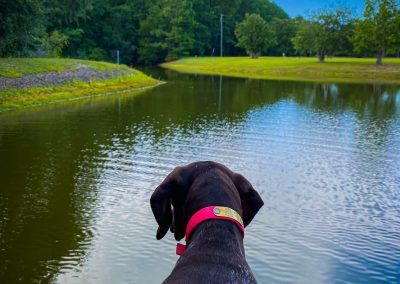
[{"x1": 1, "y1": 68, "x2": 399, "y2": 283}]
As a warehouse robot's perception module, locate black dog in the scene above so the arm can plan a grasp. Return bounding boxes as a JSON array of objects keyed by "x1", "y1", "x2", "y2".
[{"x1": 150, "y1": 161, "x2": 264, "y2": 283}]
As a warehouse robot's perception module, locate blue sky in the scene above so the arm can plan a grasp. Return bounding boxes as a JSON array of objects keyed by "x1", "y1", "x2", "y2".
[{"x1": 274, "y1": 0, "x2": 365, "y2": 17}]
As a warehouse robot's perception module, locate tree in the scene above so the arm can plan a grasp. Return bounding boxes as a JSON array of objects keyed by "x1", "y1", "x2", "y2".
[
  {"x1": 42, "y1": 0, "x2": 94, "y2": 59},
  {"x1": 270, "y1": 18, "x2": 297, "y2": 56},
  {"x1": 189, "y1": 0, "x2": 288, "y2": 57},
  {"x1": 235, "y1": 0, "x2": 287, "y2": 56},
  {"x1": 43, "y1": 0, "x2": 93, "y2": 27},
  {"x1": 49, "y1": 0, "x2": 155, "y2": 63},
  {"x1": 1, "y1": 0, "x2": 291, "y2": 63},
  {"x1": 292, "y1": 20, "x2": 324, "y2": 61},
  {"x1": 0, "y1": 0, "x2": 43, "y2": 56},
  {"x1": 353, "y1": 0, "x2": 400, "y2": 65},
  {"x1": 235, "y1": 13, "x2": 276, "y2": 58},
  {"x1": 139, "y1": 0, "x2": 195, "y2": 64},
  {"x1": 239, "y1": 0, "x2": 288, "y2": 22},
  {"x1": 293, "y1": 8, "x2": 353, "y2": 62},
  {"x1": 44, "y1": 30, "x2": 69, "y2": 57}
]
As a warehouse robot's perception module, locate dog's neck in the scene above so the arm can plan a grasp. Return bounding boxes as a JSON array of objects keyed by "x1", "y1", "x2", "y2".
[
  {"x1": 185, "y1": 219, "x2": 246, "y2": 259},
  {"x1": 165, "y1": 220, "x2": 256, "y2": 283}
]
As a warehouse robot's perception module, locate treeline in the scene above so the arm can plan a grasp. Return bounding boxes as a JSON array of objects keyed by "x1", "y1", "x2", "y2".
[
  {"x1": 0, "y1": 0, "x2": 399, "y2": 65},
  {"x1": 291, "y1": 0, "x2": 400, "y2": 64},
  {"x1": 0, "y1": 0, "x2": 287, "y2": 64},
  {"x1": 233, "y1": 0, "x2": 399, "y2": 65}
]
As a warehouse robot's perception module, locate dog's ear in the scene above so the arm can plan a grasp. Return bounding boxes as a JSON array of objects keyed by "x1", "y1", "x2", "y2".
[
  {"x1": 150, "y1": 167, "x2": 188, "y2": 240},
  {"x1": 233, "y1": 173, "x2": 264, "y2": 227}
]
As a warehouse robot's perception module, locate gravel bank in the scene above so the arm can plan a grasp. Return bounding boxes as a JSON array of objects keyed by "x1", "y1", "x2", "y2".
[{"x1": 0, "y1": 68, "x2": 133, "y2": 91}]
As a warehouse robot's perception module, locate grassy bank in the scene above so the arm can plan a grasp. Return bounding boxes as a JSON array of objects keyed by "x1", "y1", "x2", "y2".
[
  {"x1": 0, "y1": 58, "x2": 126, "y2": 78},
  {"x1": 161, "y1": 57, "x2": 400, "y2": 84},
  {"x1": 0, "y1": 58, "x2": 161, "y2": 111}
]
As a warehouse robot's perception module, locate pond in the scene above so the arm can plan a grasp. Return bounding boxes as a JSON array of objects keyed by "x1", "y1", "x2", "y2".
[{"x1": 0, "y1": 68, "x2": 399, "y2": 283}]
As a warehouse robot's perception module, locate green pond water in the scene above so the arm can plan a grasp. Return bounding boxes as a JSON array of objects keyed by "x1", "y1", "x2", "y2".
[{"x1": 0, "y1": 68, "x2": 399, "y2": 283}]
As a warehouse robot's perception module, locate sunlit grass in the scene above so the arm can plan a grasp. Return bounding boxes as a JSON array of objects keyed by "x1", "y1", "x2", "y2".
[
  {"x1": 0, "y1": 58, "x2": 129, "y2": 78},
  {"x1": 161, "y1": 57, "x2": 400, "y2": 83},
  {"x1": 0, "y1": 72, "x2": 161, "y2": 111},
  {"x1": 0, "y1": 58, "x2": 161, "y2": 111}
]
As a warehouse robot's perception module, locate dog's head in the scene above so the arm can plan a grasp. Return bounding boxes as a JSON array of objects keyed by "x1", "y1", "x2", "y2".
[{"x1": 150, "y1": 161, "x2": 264, "y2": 240}]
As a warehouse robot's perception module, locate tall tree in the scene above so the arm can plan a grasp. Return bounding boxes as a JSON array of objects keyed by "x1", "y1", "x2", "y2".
[
  {"x1": 239, "y1": 0, "x2": 288, "y2": 22},
  {"x1": 0, "y1": 0, "x2": 43, "y2": 56},
  {"x1": 51, "y1": 0, "x2": 154, "y2": 63},
  {"x1": 193, "y1": 0, "x2": 243, "y2": 56},
  {"x1": 235, "y1": 13, "x2": 276, "y2": 58},
  {"x1": 42, "y1": 0, "x2": 93, "y2": 59},
  {"x1": 270, "y1": 18, "x2": 297, "y2": 56},
  {"x1": 189, "y1": 0, "x2": 287, "y2": 57},
  {"x1": 293, "y1": 8, "x2": 353, "y2": 62},
  {"x1": 353, "y1": 0, "x2": 400, "y2": 65},
  {"x1": 43, "y1": 0, "x2": 93, "y2": 28},
  {"x1": 139, "y1": 0, "x2": 195, "y2": 64}
]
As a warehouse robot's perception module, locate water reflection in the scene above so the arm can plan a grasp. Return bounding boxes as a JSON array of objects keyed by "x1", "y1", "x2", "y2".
[
  {"x1": 0, "y1": 104, "x2": 117, "y2": 282},
  {"x1": 0, "y1": 69, "x2": 399, "y2": 283}
]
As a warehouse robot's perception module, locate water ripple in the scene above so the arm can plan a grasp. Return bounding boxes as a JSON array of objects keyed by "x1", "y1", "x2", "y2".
[{"x1": 1, "y1": 74, "x2": 399, "y2": 284}]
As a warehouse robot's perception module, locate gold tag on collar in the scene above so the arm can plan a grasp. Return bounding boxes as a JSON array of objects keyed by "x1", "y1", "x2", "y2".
[{"x1": 213, "y1": 206, "x2": 244, "y2": 226}]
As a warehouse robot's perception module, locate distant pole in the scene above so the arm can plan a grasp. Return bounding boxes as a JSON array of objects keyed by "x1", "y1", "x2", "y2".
[
  {"x1": 220, "y1": 14, "x2": 224, "y2": 57},
  {"x1": 117, "y1": 50, "x2": 120, "y2": 65}
]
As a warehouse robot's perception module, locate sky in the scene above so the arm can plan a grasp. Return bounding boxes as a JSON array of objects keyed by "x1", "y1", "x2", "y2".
[{"x1": 274, "y1": 0, "x2": 365, "y2": 17}]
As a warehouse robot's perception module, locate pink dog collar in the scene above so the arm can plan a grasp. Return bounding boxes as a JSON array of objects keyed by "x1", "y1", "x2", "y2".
[{"x1": 176, "y1": 206, "x2": 245, "y2": 255}]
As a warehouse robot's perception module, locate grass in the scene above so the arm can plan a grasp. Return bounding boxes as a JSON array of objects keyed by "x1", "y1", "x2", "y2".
[
  {"x1": 0, "y1": 58, "x2": 128, "y2": 78},
  {"x1": 0, "y1": 58, "x2": 161, "y2": 111},
  {"x1": 161, "y1": 57, "x2": 400, "y2": 84}
]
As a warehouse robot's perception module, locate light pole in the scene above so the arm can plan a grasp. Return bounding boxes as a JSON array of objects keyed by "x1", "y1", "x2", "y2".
[{"x1": 220, "y1": 14, "x2": 224, "y2": 57}]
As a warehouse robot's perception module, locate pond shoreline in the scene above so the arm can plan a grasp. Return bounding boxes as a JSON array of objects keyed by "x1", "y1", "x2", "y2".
[
  {"x1": 0, "y1": 58, "x2": 161, "y2": 111},
  {"x1": 0, "y1": 81, "x2": 166, "y2": 114},
  {"x1": 161, "y1": 57, "x2": 400, "y2": 84}
]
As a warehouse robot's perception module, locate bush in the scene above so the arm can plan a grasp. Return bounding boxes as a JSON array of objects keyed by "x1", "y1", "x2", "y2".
[
  {"x1": 44, "y1": 31, "x2": 69, "y2": 58},
  {"x1": 88, "y1": 48, "x2": 108, "y2": 61}
]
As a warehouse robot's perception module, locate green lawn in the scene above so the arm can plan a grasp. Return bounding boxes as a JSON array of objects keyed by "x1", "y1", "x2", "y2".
[
  {"x1": 0, "y1": 58, "x2": 161, "y2": 111},
  {"x1": 161, "y1": 57, "x2": 400, "y2": 84},
  {"x1": 0, "y1": 58, "x2": 129, "y2": 78}
]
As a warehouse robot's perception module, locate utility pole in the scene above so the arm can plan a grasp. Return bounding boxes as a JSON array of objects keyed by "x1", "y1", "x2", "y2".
[
  {"x1": 220, "y1": 14, "x2": 224, "y2": 57},
  {"x1": 117, "y1": 50, "x2": 120, "y2": 65}
]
